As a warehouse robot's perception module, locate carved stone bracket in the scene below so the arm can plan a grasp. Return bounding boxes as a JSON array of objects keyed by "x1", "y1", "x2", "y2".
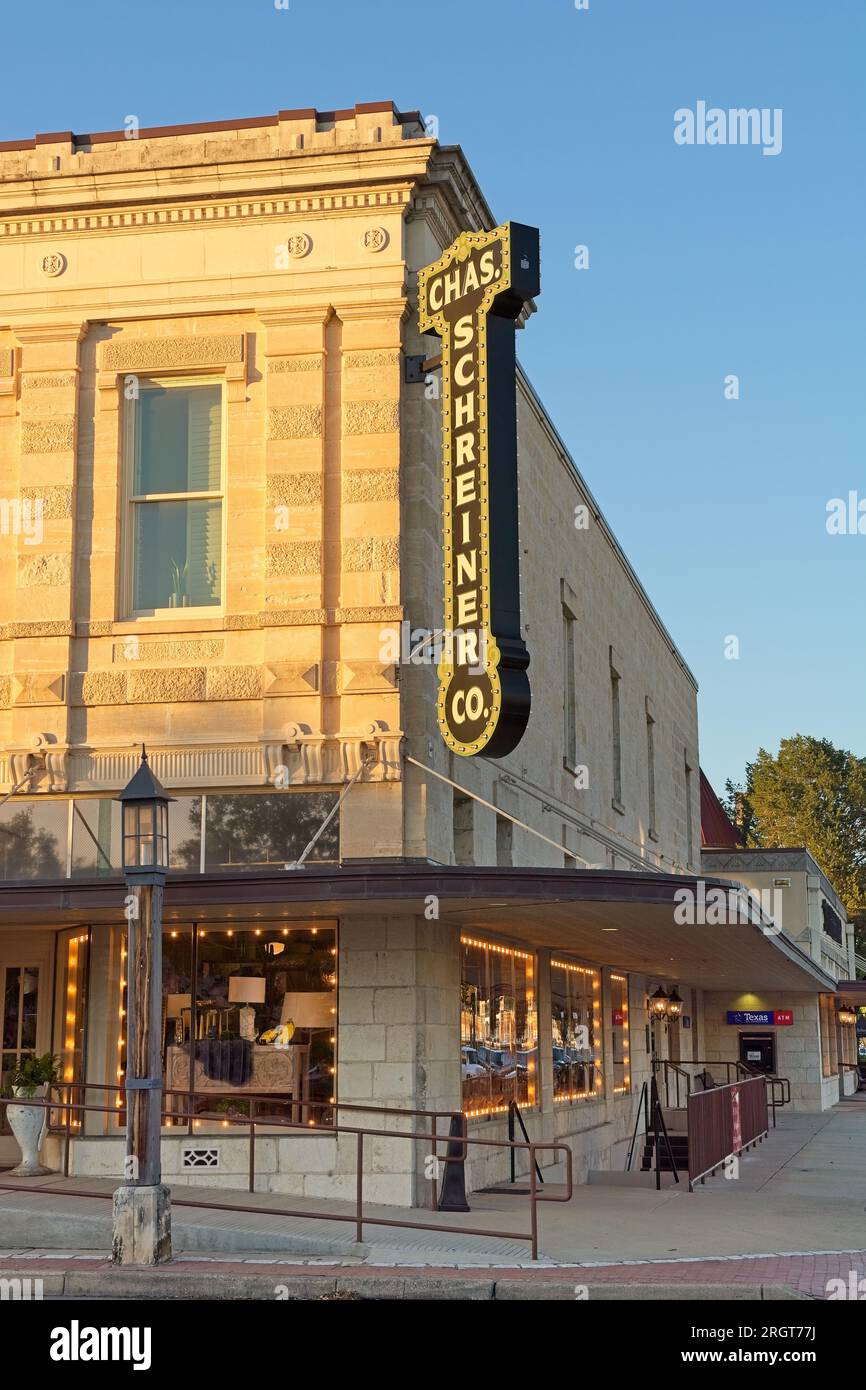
[
  {"x1": 8, "y1": 733, "x2": 68, "y2": 792},
  {"x1": 338, "y1": 721, "x2": 402, "y2": 782}
]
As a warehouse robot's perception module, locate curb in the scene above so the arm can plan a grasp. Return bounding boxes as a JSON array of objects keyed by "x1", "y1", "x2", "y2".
[{"x1": 0, "y1": 1267, "x2": 813, "y2": 1301}]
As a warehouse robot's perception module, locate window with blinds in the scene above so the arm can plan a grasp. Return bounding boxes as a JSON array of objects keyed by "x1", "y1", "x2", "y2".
[{"x1": 129, "y1": 382, "x2": 223, "y2": 612}]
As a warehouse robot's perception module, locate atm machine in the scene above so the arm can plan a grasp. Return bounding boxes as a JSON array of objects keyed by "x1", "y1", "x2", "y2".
[{"x1": 739, "y1": 1032, "x2": 777, "y2": 1075}]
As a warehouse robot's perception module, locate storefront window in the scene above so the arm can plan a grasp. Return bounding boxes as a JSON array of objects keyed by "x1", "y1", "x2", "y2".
[
  {"x1": 0, "y1": 792, "x2": 333, "y2": 880},
  {"x1": 82, "y1": 926, "x2": 126, "y2": 1135},
  {"x1": 203, "y1": 793, "x2": 338, "y2": 870},
  {"x1": 820, "y1": 994, "x2": 838, "y2": 1077},
  {"x1": 550, "y1": 958, "x2": 601, "y2": 1102},
  {"x1": 611, "y1": 972, "x2": 630, "y2": 1094},
  {"x1": 460, "y1": 935, "x2": 538, "y2": 1117},
  {"x1": 0, "y1": 800, "x2": 67, "y2": 879},
  {"x1": 86, "y1": 921, "x2": 337, "y2": 1133},
  {"x1": 171, "y1": 925, "x2": 337, "y2": 1129},
  {"x1": 52, "y1": 930, "x2": 90, "y2": 1130}
]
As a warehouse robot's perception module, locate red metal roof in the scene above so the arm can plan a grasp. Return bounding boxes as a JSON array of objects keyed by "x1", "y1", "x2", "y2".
[{"x1": 700, "y1": 769, "x2": 743, "y2": 848}]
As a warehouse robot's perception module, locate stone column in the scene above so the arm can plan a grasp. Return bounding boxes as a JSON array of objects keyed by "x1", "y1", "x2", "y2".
[
  {"x1": 7, "y1": 321, "x2": 87, "y2": 772},
  {"x1": 335, "y1": 912, "x2": 461, "y2": 1207}
]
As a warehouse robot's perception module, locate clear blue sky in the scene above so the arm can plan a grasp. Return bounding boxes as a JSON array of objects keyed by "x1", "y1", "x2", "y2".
[{"x1": 3, "y1": 0, "x2": 864, "y2": 794}]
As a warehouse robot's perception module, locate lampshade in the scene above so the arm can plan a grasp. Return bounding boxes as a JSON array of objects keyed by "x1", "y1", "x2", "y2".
[
  {"x1": 228, "y1": 976, "x2": 266, "y2": 1005},
  {"x1": 165, "y1": 993, "x2": 191, "y2": 1019},
  {"x1": 279, "y1": 991, "x2": 334, "y2": 1028}
]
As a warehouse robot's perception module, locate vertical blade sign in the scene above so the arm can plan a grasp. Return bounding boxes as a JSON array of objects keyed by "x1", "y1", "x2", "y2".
[{"x1": 418, "y1": 222, "x2": 540, "y2": 758}]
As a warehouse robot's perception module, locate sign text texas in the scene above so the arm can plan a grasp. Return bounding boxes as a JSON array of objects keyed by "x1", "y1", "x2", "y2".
[{"x1": 418, "y1": 222, "x2": 540, "y2": 757}]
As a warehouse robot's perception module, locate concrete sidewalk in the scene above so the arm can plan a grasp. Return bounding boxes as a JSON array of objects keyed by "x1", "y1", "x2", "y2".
[{"x1": 1, "y1": 1103, "x2": 864, "y2": 1272}]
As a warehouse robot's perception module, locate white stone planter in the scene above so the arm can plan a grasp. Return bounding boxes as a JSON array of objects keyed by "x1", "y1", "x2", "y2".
[{"x1": 7, "y1": 1083, "x2": 51, "y2": 1176}]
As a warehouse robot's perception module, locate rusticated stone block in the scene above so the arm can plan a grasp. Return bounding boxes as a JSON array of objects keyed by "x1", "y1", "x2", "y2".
[
  {"x1": 0, "y1": 620, "x2": 74, "y2": 639},
  {"x1": 266, "y1": 541, "x2": 322, "y2": 576},
  {"x1": 21, "y1": 373, "x2": 77, "y2": 391},
  {"x1": 342, "y1": 468, "x2": 398, "y2": 503},
  {"x1": 75, "y1": 671, "x2": 128, "y2": 706},
  {"x1": 101, "y1": 334, "x2": 244, "y2": 372},
  {"x1": 0, "y1": 676, "x2": 11, "y2": 707},
  {"x1": 268, "y1": 405, "x2": 323, "y2": 439},
  {"x1": 111, "y1": 638, "x2": 224, "y2": 664},
  {"x1": 343, "y1": 537, "x2": 400, "y2": 571},
  {"x1": 344, "y1": 351, "x2": 401, "y2": 370},
  {"x1": 0, "y1": 349, "x2": 13, "y2": 377},
  {"x1": 21, "y1": 419, "x2": 75, "y2": 454},
  {"x1": 20, "y1": 485, "x2": 73, "y2": 520},
  {"x1": 267, "y1": 473, "x2": 323, "y2": 507},
  {"x1": 343, "y1": 400, "x2": 399, "y2": 435},
  {"x1": 17, "y1": 553, "x2": 71, "y2": 587},
  {"x1": 269, "y1": 356, "x2": 322, "y2": 373},
  {"x1": 206, "y1": 666, "x2": 261, "y2": 701},
  {"x1": 128, "y1": 667, "x2": 207, "y2": 703}
]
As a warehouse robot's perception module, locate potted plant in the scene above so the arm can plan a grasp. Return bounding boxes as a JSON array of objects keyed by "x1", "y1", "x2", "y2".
[
  {"x1": 168, "y1": 559, "x2": 189, "y2": 608},
  {"x1": 6, "y1": 1053, "x2": 59, "y2": 1176}
]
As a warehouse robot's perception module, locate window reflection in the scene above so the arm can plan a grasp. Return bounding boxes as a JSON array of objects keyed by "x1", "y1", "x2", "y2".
[
  {"x1": 550, "y1": 959, "x2": 601, "y2": 1103},
  {"x1": 203, "y1": 794, "x2": 339, "y2": 870},
  {"x1": 0, "y1": 793, "x2": 333, "y2": 879},
  {"x1": 0, "y1": 802, "x2": 66, "y2": 879},
  {"x1": 460, "y1": 936, "x2": 537, "y2": 1117}
]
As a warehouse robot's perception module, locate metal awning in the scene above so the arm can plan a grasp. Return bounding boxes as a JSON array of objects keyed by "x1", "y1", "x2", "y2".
[{"x1": 0, "y1": 864, "x2": 836, "y2": 994}]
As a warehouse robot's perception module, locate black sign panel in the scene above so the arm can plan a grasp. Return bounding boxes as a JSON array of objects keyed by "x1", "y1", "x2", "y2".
[{"x1": 418, "y1": 222, "x2": 540, "y2": 757}]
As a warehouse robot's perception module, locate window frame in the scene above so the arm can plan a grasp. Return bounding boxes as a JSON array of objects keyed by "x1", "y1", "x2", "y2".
[{"x1": 121, "y1": 373, "x2": 227, "y2": 620}]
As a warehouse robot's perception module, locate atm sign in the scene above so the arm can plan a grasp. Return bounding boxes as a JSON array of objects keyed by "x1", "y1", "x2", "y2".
[{"x1": 726, "y1": 1010, "x2": 793, "y2": 1026}]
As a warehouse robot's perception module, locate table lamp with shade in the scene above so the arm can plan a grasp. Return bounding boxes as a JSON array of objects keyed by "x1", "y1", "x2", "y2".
[
  {"x1": 228, "y1": 976, "x2": 266, "y2": 1040},
  {"x1": 280, "y1": 992, "x2": 335, "y2": 1031}
]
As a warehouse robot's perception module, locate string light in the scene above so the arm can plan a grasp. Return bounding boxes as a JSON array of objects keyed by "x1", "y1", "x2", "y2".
[
  {"x1": 461, "y1": 935, "x2": 531, "y2": 960},
  {"x1": 612, "y1": 973, "x2": 631, "y2": 1094}
]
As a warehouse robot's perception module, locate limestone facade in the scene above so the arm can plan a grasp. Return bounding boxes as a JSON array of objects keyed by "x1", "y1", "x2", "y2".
[{"x1": 1, "y1": 104, "x2": 837, "y2": 1206}]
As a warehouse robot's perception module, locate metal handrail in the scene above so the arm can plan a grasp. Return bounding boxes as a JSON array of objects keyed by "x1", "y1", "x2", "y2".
[
  {"x1": 0, "y1": 1085, "x2": 573, "y2": 1261},
  {"x1": 655, "y1": 1059, "x2": 691, "y2": 1109}
]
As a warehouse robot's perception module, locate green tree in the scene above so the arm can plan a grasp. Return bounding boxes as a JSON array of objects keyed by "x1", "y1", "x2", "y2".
[{"x1": 728, "y1": 735, "x2": 866, "y2": 954}]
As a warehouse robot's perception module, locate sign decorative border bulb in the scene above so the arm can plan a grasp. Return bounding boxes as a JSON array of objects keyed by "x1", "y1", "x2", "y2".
[{"x1": 418, "y1": 222, "x2": 540, "y2": 758}]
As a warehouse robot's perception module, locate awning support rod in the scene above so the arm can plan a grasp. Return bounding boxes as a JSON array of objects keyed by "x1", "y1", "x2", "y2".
[
  {"x1": 405, "y1": 754, "x2": 593, "y2": 868},
  {"x1": 0, "y1": 768, "x2": 36, "y2": 812}
]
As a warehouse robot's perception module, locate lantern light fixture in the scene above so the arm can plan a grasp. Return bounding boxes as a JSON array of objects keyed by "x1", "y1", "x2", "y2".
[
  {"x1": 649, "y1": 986, "x2": 670, "y2": 1020},
  {"x1": 115, "y1": 744, "x2": 175, "y2": 878},
  {"x1": 666, "y1": 987, "x2": 684, "y2": 1020}
]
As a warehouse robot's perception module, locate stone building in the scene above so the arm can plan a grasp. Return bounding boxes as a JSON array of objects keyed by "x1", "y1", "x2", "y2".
[{"x1": 0, "y1": 103, "x2": 854, "y2": 1204}]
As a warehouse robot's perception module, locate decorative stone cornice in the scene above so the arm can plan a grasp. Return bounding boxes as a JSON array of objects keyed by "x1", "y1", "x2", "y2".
[
  {"x1": 0, "y1": 725, "x2": 403, "y2": 792},
  {"x1": 0, "y1": 188, "x2": 413, "y2": 242},
  {"x1": 11, "y1": 320, "x2": 88, "y2": 346}
]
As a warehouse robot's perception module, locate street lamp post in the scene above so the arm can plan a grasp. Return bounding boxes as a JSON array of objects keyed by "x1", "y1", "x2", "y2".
[{"x1": 111, "y1": 746, "x2": 174, "y2": 1265}]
